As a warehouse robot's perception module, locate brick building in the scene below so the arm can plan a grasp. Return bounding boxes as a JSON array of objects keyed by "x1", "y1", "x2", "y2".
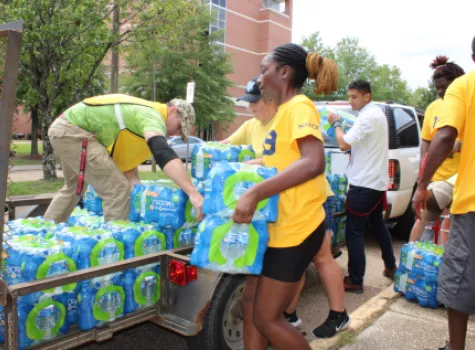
[
  {"x1": 208, "y1": 0, "x2": 293, "y2": 140},
  {"x1": 13, "y1": 0, "x2": 293, "y2": 140}
]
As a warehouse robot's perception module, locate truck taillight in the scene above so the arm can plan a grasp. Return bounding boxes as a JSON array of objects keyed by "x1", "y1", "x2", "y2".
[
  {"x1": 388, "y1": 160, "x2": 400, "y2": 191},
  {"x1": 169, "y1": 260, "x2": 198, "y2": 286}
]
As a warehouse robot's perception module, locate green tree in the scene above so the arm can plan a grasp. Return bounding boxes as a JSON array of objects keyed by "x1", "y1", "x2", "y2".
[
  {"x1": 371, "y1": 64, "x2": 411, "y2": 103},
  {"x1": 300, "y1": 33, "x2": 412, "y2": 103},
  {"x1": 1, "y1": 0, "x2": 174, "y2": 180},
  {"x1": 411, "y1": 81, "x2": 437, "y2": 109},
  {"x1": 123, "y1": 1, "x2": 235, "y2": 136}
]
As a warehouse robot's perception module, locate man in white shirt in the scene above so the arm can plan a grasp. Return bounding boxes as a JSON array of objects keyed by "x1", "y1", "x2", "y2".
[{"x1": 328, "y1": 80, "x2": 397, "y2": 294}]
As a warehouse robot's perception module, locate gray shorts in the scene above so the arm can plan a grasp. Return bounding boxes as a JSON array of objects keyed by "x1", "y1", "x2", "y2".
[{"x1": 437, "y1": 212, "x2": 475, "y2": 314}]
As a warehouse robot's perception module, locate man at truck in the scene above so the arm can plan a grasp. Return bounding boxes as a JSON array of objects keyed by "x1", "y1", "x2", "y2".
[
  {"x1": 44, "y1": 94, "x2": 204, "y2": 224},
  {"x1": 328, "y1": 80, "x2": 397, "y2": 294}
]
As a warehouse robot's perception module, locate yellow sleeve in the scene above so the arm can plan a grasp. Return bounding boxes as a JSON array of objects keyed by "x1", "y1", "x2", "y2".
[
  {"x1": 325, "y1": 179, "x2": 335, "y2": 197},
  {"x1": 434, "y1": 80, "x2": 466, "y2": 137},
  {"x1": 227, "y1": 120, "x2": 250, "y2": 145},
  {"x1": 290, "y1": 104, "x2": 324, "y2": 144},
  {"x1": 421, "y1": 104, "x2": 435, "y2": 141}
]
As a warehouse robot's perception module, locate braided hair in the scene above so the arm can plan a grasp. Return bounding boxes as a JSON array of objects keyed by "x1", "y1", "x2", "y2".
[
  {"x1": 431, "y1": 56, "x2": 465, "y2": 82},
  {"x1": 270, "y1": 43, "x2": 339, "y2": 96}
]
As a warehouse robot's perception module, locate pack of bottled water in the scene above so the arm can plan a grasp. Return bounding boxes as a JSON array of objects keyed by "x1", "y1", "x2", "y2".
[
  {"x1": 190, "y1": 216, "x2": 269, "y2": 275},
  {"x1": 191, "y1": 143, "x2": 256, "y2": 181},
  {"x1": 55, "y1": 226, "x2": 124, "y2": 271},
  {"x1": 7, "y1": 217, "x2": 56, "y2": 238},
  {"x1": 202, "y1": 162, "x2": 279, "y2": 222},
  {"x1": 17, "y1": 291, "x2": 73, "y2": 350},
  {"x1": 67, "y1": 209, "x2": 104, "y2": 229},
  {"x1": 2, "y1": 235, "x2": 77, "y2": 291},
  {"x1": 83, "y1": 185, "x2": 103, "y2": 215},
  {"x1": 328, "y1": 174, "x2": 348, "y2": 214},
  {"x1": 124, "y1": 263, "x2": 160, "y2": 314},
  {"x1": 318, "y1": 106, "x2": 356, "y2": 140},
  {"x1": 103, "y1": 221, "x2": 166, "y2": 259},
  {"x1": 174, "y1": 227, "x2": 196, "y2": 248},
  {"x1": 78, "y1": 272, "x2": 125, "y2": 331},
  {"x1": 394, "y1": 242, "x2": 444, "y2": 308},
  {"x1": 128, "y1": 180, "x2": 187, "y2": 229}
]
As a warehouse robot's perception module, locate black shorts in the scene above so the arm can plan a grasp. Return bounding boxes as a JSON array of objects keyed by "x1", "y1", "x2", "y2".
[{"x1": 261, "y1": 223, "x2": 326, "y2": 282}]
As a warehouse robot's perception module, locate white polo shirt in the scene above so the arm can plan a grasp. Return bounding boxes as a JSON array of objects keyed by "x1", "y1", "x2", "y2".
[{"x1": 343, "y1": 102, "x2": 389, "y2": 191}]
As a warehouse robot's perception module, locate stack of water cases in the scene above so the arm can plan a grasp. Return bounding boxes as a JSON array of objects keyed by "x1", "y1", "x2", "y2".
[
  {"x1": 318, "y1": 106, "x2": 356, "y2": 140},
  {"x1": 325, "y1": 151, "x2": 349, "y2": 247},
  {"x1": 191, "y1": 162, "x2": 278, "y2": 275},
  {"x1": 1, "y1": 225, "x2": 78, "y2": 349},
  {"x1": 394, "y1": 242, "x2": 445, "y2": 308},
  {"x1": 191, "y1": 142, "x2": 256, "y2": 181}
]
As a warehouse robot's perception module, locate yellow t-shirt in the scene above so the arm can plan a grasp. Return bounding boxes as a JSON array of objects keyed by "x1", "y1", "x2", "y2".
[
  {"x1": 228, "y1": 118, "x2": 274, "y2": 158},
  {"x1": 434, "y1": 69, "x2": 475, "y2": 214},
  {"x1": 263, "y1": 95, "x2": 327, "y2": 248},
  {"x1": 422, "y1": 99, "x2": 460, "y2": 181}
]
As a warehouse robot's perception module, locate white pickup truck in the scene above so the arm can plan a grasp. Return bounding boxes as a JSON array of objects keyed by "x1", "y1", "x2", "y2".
[{"x1": 316, "y1": 101, "x2": 423, "y2": 239}]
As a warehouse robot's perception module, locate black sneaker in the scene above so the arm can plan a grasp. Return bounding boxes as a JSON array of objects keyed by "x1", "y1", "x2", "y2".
[
  {"x1": 312, "y1": 310, "x2": 351, "y2": 339},
  {"x1": 425, "y1": 342, "x2": 450, "y2": 350},
  {"x1": 284, "y1": 311, "x2": 302, "y2": 328}
]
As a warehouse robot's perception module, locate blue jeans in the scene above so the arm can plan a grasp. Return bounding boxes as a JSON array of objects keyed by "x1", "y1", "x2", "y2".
[{"x1": 346, "y1": 185, "x2": 397, "y2": 285}]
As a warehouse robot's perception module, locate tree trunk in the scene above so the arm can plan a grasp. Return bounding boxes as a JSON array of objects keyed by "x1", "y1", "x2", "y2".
[
  {"x1": 30, "y1": 105, "x2": 39, "y2": 156},
  {"x1": 40, "y1": 106, "x2": 57, "y2": 180}
]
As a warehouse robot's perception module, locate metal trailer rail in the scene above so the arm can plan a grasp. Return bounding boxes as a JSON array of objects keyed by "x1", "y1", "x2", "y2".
[{"x1": 0, "y1": 247, "x2": 212, "y2": 350}]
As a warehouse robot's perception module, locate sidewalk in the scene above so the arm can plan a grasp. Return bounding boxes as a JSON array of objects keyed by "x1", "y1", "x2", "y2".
[
  {"x1": 310, "y1": 287, "x2": 475, "y2": 350},
  {"x1": 8, "y1": 164, "x2": 155, "y2": 182}
]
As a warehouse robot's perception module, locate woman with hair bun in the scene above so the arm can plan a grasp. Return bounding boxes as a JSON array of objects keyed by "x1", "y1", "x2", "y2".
[{"x1": 232, "y1": 43, "x2": 346, "y2": 349}]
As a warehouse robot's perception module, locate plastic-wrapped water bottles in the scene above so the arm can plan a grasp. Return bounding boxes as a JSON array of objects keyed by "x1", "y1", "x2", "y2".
[
  {"x1": 8, "y1": 217, "x2": 56, "y2": 238},
  {"x1": 3, "y1": 235, "x2": 77, "y2": 294},
  {"x1": 174, "y1": 228, "x2": 196, "y2": 248},
  {"x1": 55, "y1": 227, "x2": 124, "y2": 270},
  {"x1": 78, "y1": 272, "x2": 125, "y2": 331},
  {"x1": 202, "y1": 162, "x2": 279, "y2": 222},
  {"x1": 191, "y1": 216, "x2": 269, "y2": 275},
  {"x1": 83, "y1": 185, "x2": 103, "y2": 215},
  {"x1": 191, "y1": 143, "x2": 256, "y2": 181},
  {"x1": 394, "y1": 242, "x2": 444, "y2": 308},
  {"x1": 124, "y1": 264, "x2": 160, "y2": 314},
  {"x1": 18, "y1": 292, "x2": 71, "y2": 350},
  {"x1": 129, "y1": 181, "x2": 187, "y2": 229},
  {"x1": 318, "y1": 106, "x2": 356, "y2": 140}
]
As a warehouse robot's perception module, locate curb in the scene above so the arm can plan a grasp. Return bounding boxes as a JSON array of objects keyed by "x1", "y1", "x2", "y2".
[{"x1": 309, "y1": 285, "x2": 400, "y2": 350}]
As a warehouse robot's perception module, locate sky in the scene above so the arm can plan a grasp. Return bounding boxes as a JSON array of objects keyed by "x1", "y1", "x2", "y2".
[{"x1": 291, "y1": 0, "x2": 474, "y2": 90}]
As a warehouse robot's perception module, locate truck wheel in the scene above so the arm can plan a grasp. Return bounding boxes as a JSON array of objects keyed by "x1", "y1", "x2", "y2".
[
  {"x1": 392, "y1": 203, "x2": 415, "y2": 240},
  {"x1": 186, "y1": 274, "x2": 246, "y2": 350}
]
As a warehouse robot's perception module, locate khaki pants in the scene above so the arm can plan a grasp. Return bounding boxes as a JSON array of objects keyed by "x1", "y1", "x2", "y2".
[{"x1": 44, "y1": 117, "x2": 130, "y2": 223}]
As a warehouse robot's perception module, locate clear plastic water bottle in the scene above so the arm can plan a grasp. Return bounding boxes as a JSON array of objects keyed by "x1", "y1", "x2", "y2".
[
  {"x1": 220, "y1": 224, "x2": 247, "y2": 271},
  {"x1": 36, "y1": 304, "x2": 60, "y2": 340},
  {"x1": 196, "y1": 148, "x2": 204, "y2": 179}
]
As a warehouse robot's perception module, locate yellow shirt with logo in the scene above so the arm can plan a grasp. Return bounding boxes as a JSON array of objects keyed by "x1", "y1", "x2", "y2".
[
  {"x1": 263, "y1": 95, "x2": 327, "y2": 248},
  {"x1": 434, "y1": 69, "x2": 475, "y2": 214},
  {"x1": 422, "y1": 98, "x2": 460, "y2": 181},
  {"x1": 228, "y1": 118, "x2": 274, "y2": 158}
]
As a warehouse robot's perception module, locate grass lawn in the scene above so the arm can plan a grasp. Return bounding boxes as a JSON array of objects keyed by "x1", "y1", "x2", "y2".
[
  {"x1": 7, "y1": 171, "x2": 171, "y2": 196},
  {"x1": 10, "y1": 141, "x2": 59, "y2": 166},
  {"x1": 7, "y1": 179, "x2": 64, "y2": 196},
  {"x1": 11, "y1": 141, "x2": 43, "y2": 156}
]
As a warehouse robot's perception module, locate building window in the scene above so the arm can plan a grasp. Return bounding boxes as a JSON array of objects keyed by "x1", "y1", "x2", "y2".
[
  {"x1": 262, "y1": 0, "x2": 286, "y2": 13},
  {"x1": 202, "y1": 0, "x2": 226, "y2": 45}
]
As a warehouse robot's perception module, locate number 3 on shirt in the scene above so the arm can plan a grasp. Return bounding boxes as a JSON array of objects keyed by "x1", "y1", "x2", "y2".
[{"x1": 263, "y1": 130, "x2": 277, "y2": 156}]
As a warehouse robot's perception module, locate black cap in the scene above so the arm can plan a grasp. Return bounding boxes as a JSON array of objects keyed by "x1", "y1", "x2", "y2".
[{"x1": 237, "y1": 76, "x2": 261, "y2": 103}]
